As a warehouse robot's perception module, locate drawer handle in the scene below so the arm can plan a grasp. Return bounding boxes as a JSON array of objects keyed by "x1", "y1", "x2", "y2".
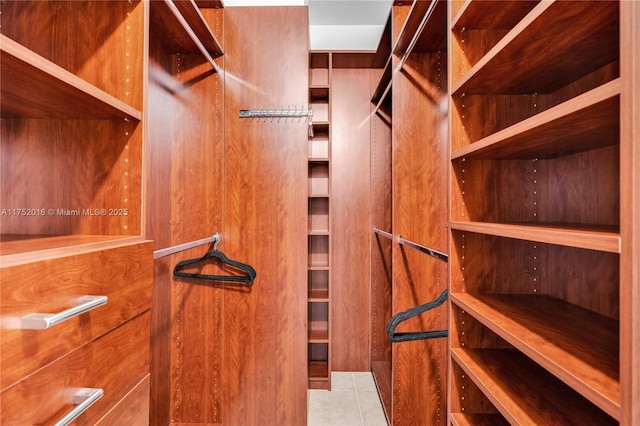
[
  {"x1": 54, "y1": 387, "x2": 104, "y2": 426},
  {"x1": 21, "y1": 296, "x2": 108, "y2": 330}
]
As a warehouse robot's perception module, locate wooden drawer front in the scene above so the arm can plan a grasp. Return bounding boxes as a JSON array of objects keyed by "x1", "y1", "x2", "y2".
[
  {"x1": 96, "y1": 374, "x2": 150, "y2": 426},
  {"x1": 0, "y1": 241, "x2": 153, "y2": 389},
  {"x1": 0, "y1": 311, "x2": 150, "y2": 425}
]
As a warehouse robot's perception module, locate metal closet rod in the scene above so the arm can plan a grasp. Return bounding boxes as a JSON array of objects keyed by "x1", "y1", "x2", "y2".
[
  {"x1": 164, "y1": 0, "x2": 221, "y2": 73},
  {"x1": 396, "y1": 0, "x2": 440, "y2": 72},
  {"x1": 239, "y1": 109, "x2": 314, "y2": 118},
  {"x1": 397, "y1": 235, "x2": 448, "y2": 263},
  {"x1": 153, "y1": 232, "x2": 220, "y2": 259},
  {"x1": 374, "y1": 227, "x2": 393, "y2": 240}
]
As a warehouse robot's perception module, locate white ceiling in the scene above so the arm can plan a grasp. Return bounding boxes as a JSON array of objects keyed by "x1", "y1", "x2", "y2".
[{"x1": 222, "y1": 0, "x2": 393, "y2": 50}]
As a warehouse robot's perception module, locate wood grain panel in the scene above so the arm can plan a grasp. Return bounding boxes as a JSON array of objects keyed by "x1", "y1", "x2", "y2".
[
  {"x1": 1, "y1": 118, "x2": 142, "y2": 237},
  {"x1": 222, "y1": 7, "x2": 308, "y2": 425},
  {"x1": 619, "y1": 2, "x2": 640, "y2": 424},
  {"x1": 391, "y1": 51, "x2": 448, "y2": 425},
  {"x1": 330, "y1": 68, "x2": 372, "y2": 371},
  {"x1": 97, "y1": 375, "x2": 150, "y2": 426},
  {"x1": 169, "y1": 247, "x2": 225, "y2": 424},
  {"x1": 0, "y1": 0, "x2": 145, "y2": 109},
  {"x1": 0, "y1": 311, "x2": 150, "y2": 425},
  {"x1": 1, "y1": 240, "x2": 153, "y2": 389},
  {"x1": 146, "y1": 6, "x2": 225, "y2": 425},
  {"x1": 369, "y1": 65, "x2": 392, "y2": 400},
  {"x1": 145, "y1": 20, "x2": 224, "y2": 251}
]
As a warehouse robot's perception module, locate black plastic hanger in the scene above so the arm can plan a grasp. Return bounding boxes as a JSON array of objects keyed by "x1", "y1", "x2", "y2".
[
  {"x1": 386, "y1": 288, "x2": 448, "y2": 343},
  {"x1": 173, "y1": 243, "x2": 257, "y2": 284}
]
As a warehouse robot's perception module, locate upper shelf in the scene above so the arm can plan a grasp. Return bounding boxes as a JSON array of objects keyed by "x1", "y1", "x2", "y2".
[
  {"x1": 393, "y1": 0, "x2": 447, "y2": 56},
  {"x1": 150, "y1": 0, "x2": 223, "y2": 68},
  {"x1": 0, "y1": 35, "x2": 141, "y2": 120},
  {"x1": 452, "y1": 0, "x2": 619, "y2": 95},
  {"x1": 451, "y1": 79, "x2": 620, "y2": 159},
  {"x1": 449, "y1": 221, "x2": 620, "y2": 254},
  {"x1": 0, "y1": 235, "x2": 146, "y2": 267}
]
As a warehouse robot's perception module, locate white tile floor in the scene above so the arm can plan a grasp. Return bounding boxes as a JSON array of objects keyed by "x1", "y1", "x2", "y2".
[{"x1": 308, "y1": 372, "x2": 389, "y2": 426}]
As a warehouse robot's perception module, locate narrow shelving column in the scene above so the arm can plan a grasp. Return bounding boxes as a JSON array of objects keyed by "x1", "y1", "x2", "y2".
[{"x1": 308, "y1": 51, "x2": 331, "y2": 389}]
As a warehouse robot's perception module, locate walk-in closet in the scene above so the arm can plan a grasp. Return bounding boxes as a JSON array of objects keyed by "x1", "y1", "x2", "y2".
[{"x1": 1, "y1": 1, "x2": 638, "y2": 425}]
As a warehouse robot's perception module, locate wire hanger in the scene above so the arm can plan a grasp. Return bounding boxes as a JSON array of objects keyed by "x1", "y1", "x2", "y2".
[
  {"x1": 173, "y1": 238, "x2": 257, "y2": 284},
  {"x1": 386, "y1": 288, "x2": 448, "y2": 343}
]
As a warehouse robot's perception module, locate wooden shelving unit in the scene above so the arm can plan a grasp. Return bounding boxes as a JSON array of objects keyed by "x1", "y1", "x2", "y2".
[
  {"x1": 308, "y1": 51, "x2": 332, "y2": 389},
  {"x1": 0, "y1": 1, "x2": 152, "y2": 423},
  {"x1": 447, "y1": 0, "x2": 639, "y2": 424}
]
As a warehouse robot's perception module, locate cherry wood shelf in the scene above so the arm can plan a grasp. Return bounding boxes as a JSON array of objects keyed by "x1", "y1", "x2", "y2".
[
  {"x1": 0, "y1": 235, "x2": 146, "y2": 266},
  {"x1": 308, "y1": 265, "x2": 329, "y2": 271},
  {"x1": 451, "y1": 79, "x2": 620, "y2": 159},
  {"x1": 449, "y1": 413, "x2": 509, "y2": 426},
  {"x1": 308, "y1": 329, "x2": 329, "y2": 343},
  {"x1": 449, "y1": 221, "x2": 620, "y2": 254},
  {"x1": 451, "y1": 0, "x2": 539, "y2": 34},
  {"x1": 0, "y1": 35, "x2": 141, "y2": 120},
  {"x1": 452, "y1": 293, "x2": 620, "y2": 419},
  {"x1": 310, "y1": 87, "x2": 330, "y2": 101},
  {"x1": 451, "y1": 348, "x2": 617, "y2": 425},
  {"x1": 451, "y1": 1, "x2": 619, "y2": 94},
  {"x1": 150, "y1": 0, "x2": 223, "y2": 58},
  {"x1": 393, "y1": 0, "x2": 447, "y2": 56},
  {"x1": 309, "y1": 361, "x2": 329, "y2": 379},
  {"x1": 308, "y1": 289, "x2": 329, "y2": 301}
]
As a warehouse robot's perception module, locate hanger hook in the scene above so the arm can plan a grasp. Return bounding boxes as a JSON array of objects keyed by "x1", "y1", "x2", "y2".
[{"x1": 213, "y1": 233, "x2": 221, "y2": 251}]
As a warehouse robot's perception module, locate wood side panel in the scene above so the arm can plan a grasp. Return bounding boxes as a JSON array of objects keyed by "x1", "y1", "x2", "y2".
[
  {"x1": 391, "y1": 51, "x2": 448, "y2": 425},
  {"x1": 222, "y1": 7, "x2": 308, "y2": 425},
  {"x1": 147, "y1": 7, "x2": 225, "y2": 425},
  {"x1": 370, "y1": 70, "x2": 393, "y2": 370},
  {"x1": 150, "y1": 257, "x2": 173, "y2": 426},
  {"x1": 330, "y1": 68, "x2": 372, "y2": 371},
  {"x1": 619, "y1": 2, "x2": 640, "y2": 423}
]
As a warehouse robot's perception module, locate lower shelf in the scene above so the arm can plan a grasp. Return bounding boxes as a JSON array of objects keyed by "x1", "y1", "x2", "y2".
[
  {"x1": 450, "y1": 348, "x2": 617, "y2": 425},
  {"x1": 451, "y1": 292, "x2": 619, "y2": 418},
  {"x1": 309, "y1": 361, "x2": 329, "y2": 390}
]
